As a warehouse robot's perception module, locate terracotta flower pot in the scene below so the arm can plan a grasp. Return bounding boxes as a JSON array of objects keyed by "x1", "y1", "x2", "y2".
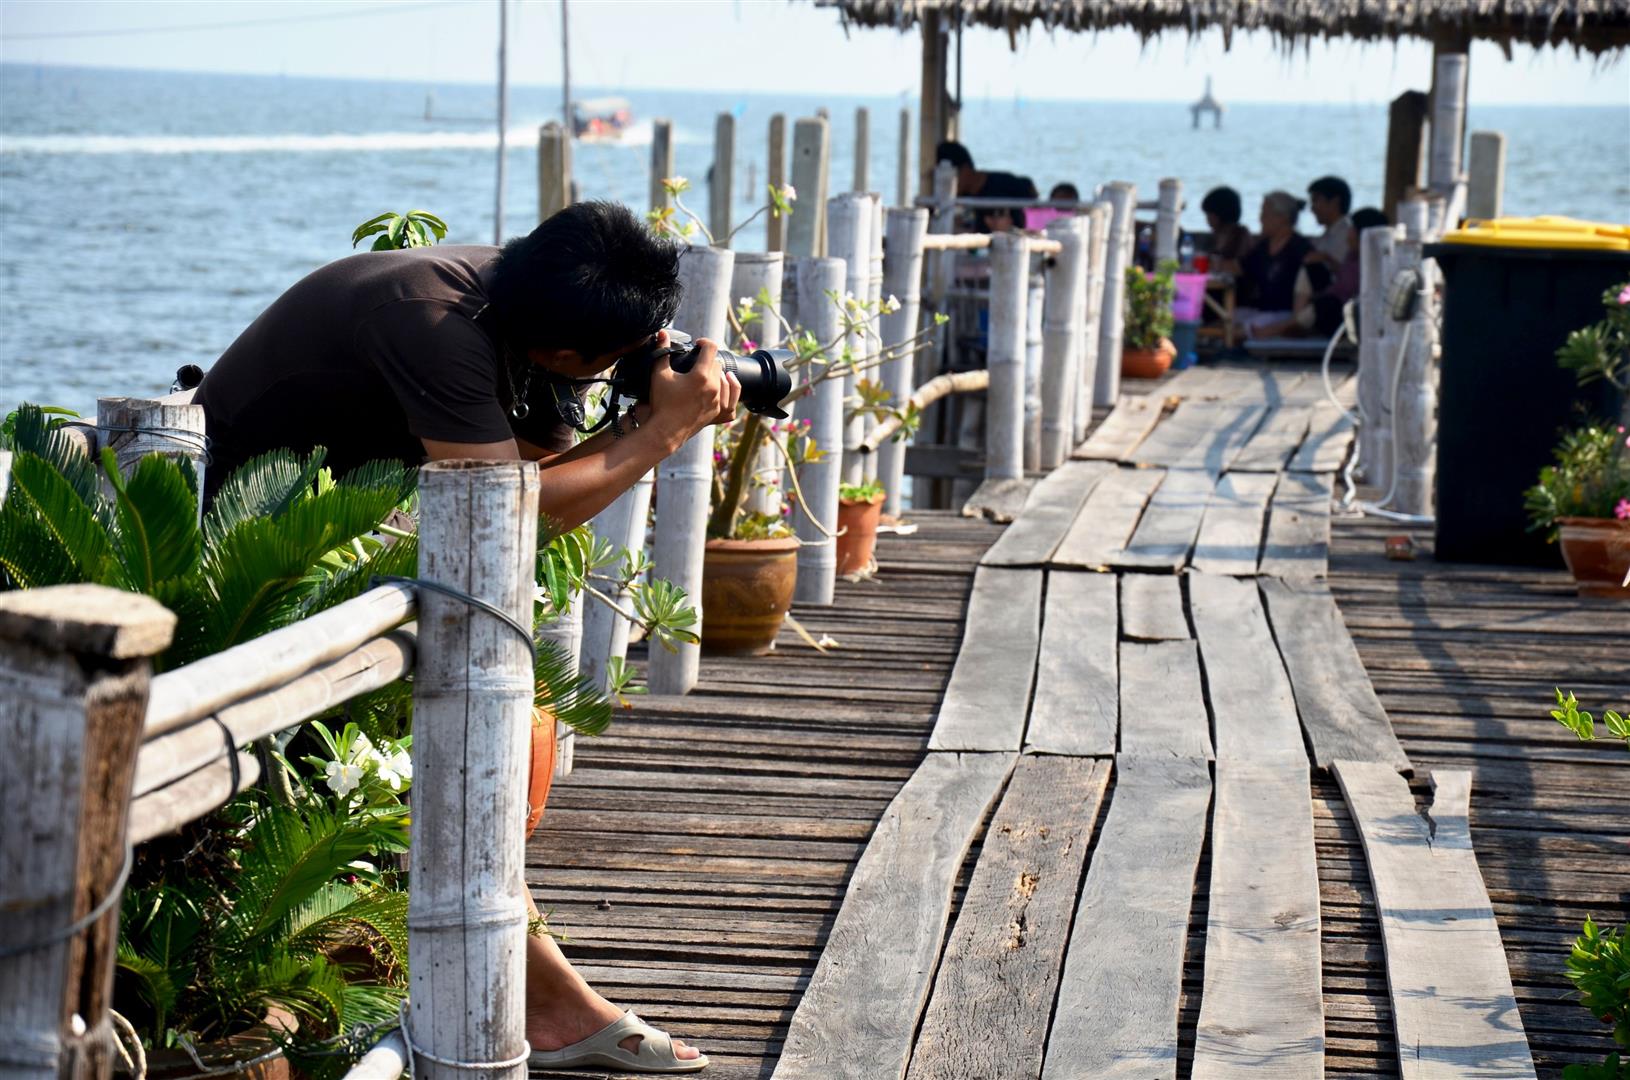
[
  {"x1": 836, "y1": 494, "x2": 886, "y2": 575},
  {"x1": 1121, "y1": 337, "x2": 1176, "y2": 380},
  {"x1": 700, "y1": 536, "x2": 800, "y2": 656},
  {"x1": 1556, "y1": 516, "x2": 1630, "y2": 599},
  {"x1": 135, "y1": 1008, "x2": 298, "y2": 1080},
  {"x1": 525, "y1": 707, "x2": 558, "y2": 836}
]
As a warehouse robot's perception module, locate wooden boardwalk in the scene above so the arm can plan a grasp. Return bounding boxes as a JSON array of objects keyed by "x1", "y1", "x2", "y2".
[{"x1": 527, "y1": 366, "x2": 1629, "y2": 1080}]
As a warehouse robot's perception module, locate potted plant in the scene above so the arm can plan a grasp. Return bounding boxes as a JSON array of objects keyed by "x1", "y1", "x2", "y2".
[
  {"x1": 1122, "y1": 259, "x2": 1178, "y2": 379},
  {"x1": 837, "y1": 479, "x2": 886, "y2": 576}
]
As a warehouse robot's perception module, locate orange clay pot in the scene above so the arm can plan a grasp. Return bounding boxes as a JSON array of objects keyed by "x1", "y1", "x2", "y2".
[
  {"x1": 134, "y1": 1008, "x2": 297, "y2": 1080},
  {"x1": 1121, "y1": 337, "x2": 1176, "y2": 380},
  {"x1": 836, "y1": 494, "x2": 886, "y2": 575},
  {"x1": 1556, "y1": 517, "x2": 1630, "y2": 599},
  {"x1": 525, "y1": 707, "x2": 558, "y2": 836},
  {"x1": 700, "y1": 536, "x2": 801, "y2": 655}
]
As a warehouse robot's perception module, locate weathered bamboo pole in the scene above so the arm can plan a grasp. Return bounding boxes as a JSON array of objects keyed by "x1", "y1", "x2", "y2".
[
  {"x1": 1075, "y1": 201, "x2": 1111, "y2": 444},
  {"x1": 408, "y1": 460, "x2": 539, "y2": 1080},
  {"x1": 649, "y1": 118, "x2": 674, "y2": 212},
  {"x1": 649, "y1": 247, "x2": 733, "y2": 695},
  {"x1": 533, "y1": 593, "x2": 581, "y2": 778},
  {"x1": 96, "y1": 396, "x2": 207, "y2": 522},
  {"x1": 1383, "y1": 90, "x2": 1429, "y2": 223},
  {"x1": 1095, "y1": 182, "x2": 1137, "y2": 407},
  {"x1": 1357, "y1": 223, "x2": 1400, "y2": 486},
  {"x1": 793, "y1": 257, "x2": 845, "y2": 605},
  {"x1": 1428, "y1": 53, "x2": 1469, "y2": 231},
  {"x1": 1022, "y1": 265, "x2": 1046, "y2": 471},
  {"x1": 788, "y1": 117, "x2": 830, "y2": 258},
  {"x1": 0, "y1": 584, "x2": 176, "y2": 1080},
  {"x1": 766, "y1": 114, "x2": 787, "y2": 252},
  {"x1": 344, "y1": 1031, "x2": 409, "y2": 1080},
  {"x1": 1466, "y1": 131, "x2": 1506, "y2": 221},
  {"x1": 986, "y1": 233, "x2": 1029, "y2": 481},
  {"x1": 710, "y1": 112, "x2": 735, "y2": 247},
  {"x1": 731, "y1": 252, "x2": 787, "y2": 517},
  {"x1": 852, "y1": 106, "x2": 869, "y2": 192},
  {"x1": 1393, "y1": 197, "x2": 1439, "y2": 517},
  {"x1": 827, "y1": 194, "x2": 873, "y2": 487},
  {"x1": 896, "y1": 108, "x2": 911, "y2": 208},
  {"x1": 129, "y1": 752, "x2": 261, "y2": 846},
  {"x1": 878, "y1": 207, "x2": 929, "y2": 516},
  {"x1": 578, "y1": 473, "x2": 653, "y2": 693},
  {"x1": 1154, "y1": 177, "x2": 1182, "y2": 264},
  {"x1": 863, "y1": 194, "x2": 885, "y2": 482},
  {"x1": 1041, "y1": 215, "x2": 1088, "y2": 469},
  {"x1": 0, "y1": 449, "x2": 11, "y2": 506},
  {"x1": 862, "y1": 370, "x2": 987, "y2": 450},
  {"x1": 537, "y1": 121, "x2": 571, "y2": 221}
]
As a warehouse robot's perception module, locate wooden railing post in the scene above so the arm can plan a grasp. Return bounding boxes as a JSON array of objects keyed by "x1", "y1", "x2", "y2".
[
  {"x1": 1466, "y1": 131, "x2": 1505, "y2": 221},
  {"x1": 1393, "y1": 197, "x2": 1440, "y2": 517},
  {"x1": 649, "y1": 247, "x2": 734, "y2": 695},
  {"x1": 710, "y1": 112, "x2": 735, "y2": 247},
  {"x1": 1429, "y1": 53, "x2": 1469, "y2": 229},
  {"x1": 879, "y1": 207, "x2": 929, "y2": 516},
  {"x1": 730, "y1": 252, "x2": 787, "y2": 517},
  {"x1": 827, "y1": 193, "x2": 874, "y2": 487},
  {"x1": 793, "y1": 257, "x2": 846, "y2": 605},
  {"x1": 1155, "y1": 177, "x2": 1182, "y2": 265},
  {"x1": 537, "y1": 120, "x2": 571, "y2": 221},
  {"x1": 0, "y1": 584, "x2": 176, "y2": 1080},
  {"x1": 1357, "y1": 223, "x2": 1400, "y2": 487},
  {"x1": 1095, "y1": 182, "x2": 1137, "y2": 408},
  {"x1": 649, "y1": 119, "x2": 674, "y2": 213},
  {"x1": 986, "y1": 233, "x2": 1029, "y2": 481},
  {"x1": 766, "y1": 114, "x2": 787, "y2": 252},
  {"x1": 1022, "y1": 264, "x2": 1046, "y2": 472},
  {"x1": 1075, "y1": 201, "x2": 1110, "y2": 444},
  {"x1": 788, "y1": 117, "x2": 830, "y2": 258},
  {"x1": 408, "y1": 460, "x2": 539, "y2": 1080},
  {"x1": 95, "y1": 396, "x2": 206, "y2": 522},
  {"x1": 852, "y1": 106, "x2": 869, "y2": 192},
  {"x1": 896, "y1": 108, "x2": 911, "y2": 209},
  {"x1": 534, "y1": 592, "x2": 581, "y2": 778},
  {"x1": 1041, "y1": 215, "x2": 1089, "y2": 469},
  {"x1": 864, "y1": 194, "x2": 885, "y2": 482}
]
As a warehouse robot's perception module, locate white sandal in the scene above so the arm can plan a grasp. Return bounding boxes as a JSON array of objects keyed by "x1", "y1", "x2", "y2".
[{"x1": 527, "y1": 1010, "x2": 708, "y2": 1074}]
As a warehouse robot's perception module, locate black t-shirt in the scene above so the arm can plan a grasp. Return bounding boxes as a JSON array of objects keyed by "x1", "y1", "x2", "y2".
[
  {"x1": 196, "y1": 245, "x2": 574, "y2": 498},
  {"x1": 971, "y1": 171, "x2": 1039, "y2": 231},
  {"x1": 1240, "y1": 233, "x2": 1313, "y2": 312}
]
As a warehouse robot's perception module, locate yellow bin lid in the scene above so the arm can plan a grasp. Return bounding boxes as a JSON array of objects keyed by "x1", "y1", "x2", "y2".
[{"x1": 1442, "y1": 215, "x2": 1630, "y2": 251}]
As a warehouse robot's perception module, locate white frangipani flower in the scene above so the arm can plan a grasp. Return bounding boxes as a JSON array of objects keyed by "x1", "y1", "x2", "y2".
[
  {"x1": 885, "y1": 294, "x2": 902, "y2": 313},
  {"x1": 325, "y1": 760, "x2": 365, "y2": 797},
  {"x1": 374, "y1": 748, "x2": 412, "y2": 791},
  {"x1": 780, "y1": 183, "x2": 796, "y2": 201}
]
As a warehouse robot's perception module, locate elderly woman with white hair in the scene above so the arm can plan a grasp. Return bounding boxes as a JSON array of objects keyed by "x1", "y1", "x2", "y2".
[{"x1": 1233, "y1": 190, "x2": 1314, "y2": 338}]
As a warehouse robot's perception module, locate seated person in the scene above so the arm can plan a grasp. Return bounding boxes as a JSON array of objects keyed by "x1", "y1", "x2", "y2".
[
  {"x1": 1049, "y1": 182, "x2": 1080, "y2": 202},
  {"x1": 937, "y1": 140, "x2": 1038, "y2": 232},
  {"x1": 1201, "y1": 186, "x2": 1253, "y2": 273},
  {"x1": 1305, "y1": 175, "x2": 1354, "y2": 273},
  {"x1": 1026, "y1": 182, "x2": 1080, "y2": 231},
  {"x1": 1234, "y1": 190, "x2": 1312, "y2": 337},
  {"x1": 1306, "y1": 205, "x2": 1389, "y2": 336}
]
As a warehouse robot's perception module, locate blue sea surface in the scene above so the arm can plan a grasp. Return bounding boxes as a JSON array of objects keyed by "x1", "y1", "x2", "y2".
[{"x1": 3, "y1": 63, "x2": 1627, "y2": 414}]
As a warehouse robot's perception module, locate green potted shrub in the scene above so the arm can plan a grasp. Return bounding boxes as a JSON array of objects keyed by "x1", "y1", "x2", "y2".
[
  {"x1": 1121, "y1": 259, "x2": 1178, "y2": 379},
  {"x1": 836, "y1": 479, "x2": 886, "y2": 576}
]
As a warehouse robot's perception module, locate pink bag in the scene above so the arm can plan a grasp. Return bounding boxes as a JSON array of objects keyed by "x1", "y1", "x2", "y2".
[{"x1": 1171, "y1": 272, "x2": 1207, "y2": 322}]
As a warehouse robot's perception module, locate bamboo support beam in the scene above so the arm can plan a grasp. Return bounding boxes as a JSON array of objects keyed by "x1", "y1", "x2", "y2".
[
  {"x1": 766, "y1": 114, "x2": 787, "y2": 252},
  {"x1": 144, "y1": 582, "x2": 416, "y2": 738},
  {"x1": 852, "y1": 106, "x2": 869, "y2": 192},
  {"x1": 878, "y1": 207, "x2": 929, "y2": 515},
  {"x1": 1393, "y1": 198, "x2": 1440, "y2": 517},
  {"x1": 1096, "y1": 182, "x2": 1137, "y2": 407},
  {"x1": 344, "y1": 1031, "x2": 409, "y2": 1080},
  {"x1": 1466, "y1": 131, "x2": 1505, "y2": 221},
  {"x1": 579, "y1": 474, "x2": 652, "y2": 693},
  {"x1": 864, "y1": 194, "x2": 885, "y2": 482},
  {"x1": 862, "y1": 370, "x2": 989, "y2": 451},
  {"x1": 828, "y1": 194, "x2": 874, "y2": 487},
  {"x1": 896, "y1": 108, "x2": 911, "y2": 208},
  {"x1": 731, "y1": 252, "x2": 787, "y2": 517},
  {"x1": 1154, "y1": 177, "x2": 1182, "y2": 265},
  {"x1": 128, "y1": 752, "x2": 262, "y2": 846},
  {"x1": 1041, "y1": 215, "x2": 1089, "y2": 469},
  {"x1": 408, "y1": 460, "x2": 539, "y2": 1080},
  {"x1": 710, "y1": 112, "x2": 735, "y2": 247},
  {"x1": 536, "y1": 121, "x2": 571, "y2": 221},
  {"x1": 649, "y1": 119, "x2": 674, "y2": 212},
  {"x1": 1075, "y1": 201, "x2": 1111, "y2": 444},
  {"x1": 793, "y1": 257, "x2": 846, "y2": 605},
  {"x1": 986, "y1": 233, "x2": 1029, "y2": 481},
  {"x1": 1357, "y1": 224, "x2": 1400, "y2": 487},
  {"x1": 649, "y1": 247, "x2": 733, "y2": 695},
  {"x1": 1022, "y1": 266, "x2": 1046, "y2": 471},
  {"x1": 0, "y1": 584, "x2": 176, "y2": 1080},
  {"x1": 788, "y1": 117, "x2": 830, "y2": 258},
  {"x1": 96, "y1": 396, "x2": 207, "y2": 523},
  {"x1": 1429, "y1": 53, "x2": 1469, "y2": 230},
  {"x1": 533, "y1": 595, "x2": 581, "y2": 778}
]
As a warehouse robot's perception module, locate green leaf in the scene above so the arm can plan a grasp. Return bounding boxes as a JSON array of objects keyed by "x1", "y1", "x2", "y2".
[
  {"x1": 0, "y1": 449, "x2": 113, "y2": 585},
  {"x1": 351, "y1": 212, "x2": 395, "y2": 247},
  {"x1": 1605, "y1": 711, "x2": 1630, "y2": 740},
  {"x1": 108, "y1": 452, "x2": 202, "y2": 592},
  {"x1": 385, "y1": 216, "x2": 406, "y2": 249},
  {"x1": 204, "y1": 447, "x2": 328, "y2": 551}
]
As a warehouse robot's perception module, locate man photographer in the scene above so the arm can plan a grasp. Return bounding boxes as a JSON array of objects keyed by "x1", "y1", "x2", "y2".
[{"x1": 196, "y1": 200, "x2": 719, "y2": 1071}]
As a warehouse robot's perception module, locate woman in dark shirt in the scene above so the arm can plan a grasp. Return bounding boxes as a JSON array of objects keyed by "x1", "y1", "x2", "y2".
[{"x1": 1237, "y1": 190, "x2": 1313, "y2": 336}]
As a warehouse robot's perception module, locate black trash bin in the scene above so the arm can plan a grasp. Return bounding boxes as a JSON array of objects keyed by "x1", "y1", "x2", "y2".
[{"x1": 1425, "y1": 241, "x2": 1628, "y2": 566}]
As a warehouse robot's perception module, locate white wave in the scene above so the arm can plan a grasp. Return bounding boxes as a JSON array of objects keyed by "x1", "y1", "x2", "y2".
[{"x1": 0, "y1": 121, "x2": 698, "y2": 156}]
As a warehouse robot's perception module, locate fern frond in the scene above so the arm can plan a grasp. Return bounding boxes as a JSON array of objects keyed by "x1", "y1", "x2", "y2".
[
  {"x1": 107, "y1": 451, "x2": 202, "y2": 592},
  {"x1": 536, "y1": 636, "x2": 613, "y2": 736}
]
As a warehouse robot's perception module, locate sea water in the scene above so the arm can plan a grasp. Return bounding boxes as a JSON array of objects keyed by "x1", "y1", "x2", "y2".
[{"x1": 3, "y1": 63, "x2": 1627, "y2": 414}]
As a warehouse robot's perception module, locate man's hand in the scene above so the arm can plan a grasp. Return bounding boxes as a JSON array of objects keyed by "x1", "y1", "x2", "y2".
[{"x1": 645, "y1": 337, "x2": 740, "y2": 451}]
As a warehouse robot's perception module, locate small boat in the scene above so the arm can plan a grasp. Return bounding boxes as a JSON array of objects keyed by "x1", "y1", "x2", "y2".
[{"x1": 572, "y1": 96, "x2": 633, "y2": 142}]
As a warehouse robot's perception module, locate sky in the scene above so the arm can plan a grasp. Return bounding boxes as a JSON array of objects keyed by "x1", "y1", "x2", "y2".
[{"x1": 1, "y1": 0, "x2": 1627, "y2": 105}]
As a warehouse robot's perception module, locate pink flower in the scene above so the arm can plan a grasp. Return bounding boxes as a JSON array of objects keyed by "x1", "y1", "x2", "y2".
[
  {"x1": 740, "y1": 338, "x2": 758, "y2": 351},
  {"x1": 1618, "y1": 284, "x2": 1630, "y2": 304},
  {"x1": 1617, "y1": 499, "x2": 1630, "y2": 521}
]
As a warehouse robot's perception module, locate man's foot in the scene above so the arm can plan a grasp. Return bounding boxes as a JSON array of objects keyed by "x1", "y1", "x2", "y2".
[{"x1": 526, "y1": 992, "x2": 701, "y2": 1060}]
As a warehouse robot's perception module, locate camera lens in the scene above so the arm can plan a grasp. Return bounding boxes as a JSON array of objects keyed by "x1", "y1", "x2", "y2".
[{"x1": 721, "y1": 349, "x2": 794, "y2": 419}]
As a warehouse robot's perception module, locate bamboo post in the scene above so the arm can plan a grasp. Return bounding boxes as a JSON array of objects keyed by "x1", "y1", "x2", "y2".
[
  {"x1": 1428, "y1": 53, "x2": 1469, "y2": 228},
  {"x1": 1075, "y1": 201, "x2": 1111, "y2": 444},
  {"x1": 534, "y1": 593, "x2": 581, "y2": 779},
  {"x1": 827, "y1": 193, "x2": 873, "y2": 487},
  {"x1": 1383, "y1": 90, "x2": 1429, "y2": 223},
  {"x1": 1393, "y1": 197, "x2": 1439, "y2": 517},
  {"x1": 0, "y1": 449, "x2": 11, "y2": 505},
  {"x1": 649, "y1": 247, "x2": 733, "y2": 695},
  {"x1": 1154, "y1": 178, "x2": 1182, "y2": 265},
  {"x1": 853, "y1": 107, "x2": 870, "y2": 192},
  {"x1": 1466, "y1": 131, "x2": 1506, "y2": 221},
  {"x1": 896, "y1": 108, "x2": 911, "y2": 208},
  {"x1": 788, "y1": 117, "x2": 830, "y2": 258},
  {"x1": 0, "y1": 584, "x2": 176, "y2": 1080},
  {"x1": 1041, "y1": 215, "x2": 1088, "y2": 469},
  {"x1": 1022, "y1": 266, "x2": 1046, "y2": 471},
  {"x1": 1095, "y1": 182, "x2": 1136, "y2": 408},
  {"x1": 1357, "y1": 223, "x2": 1400, "y2": 487},
  {"x1": 986, "y1": 233, "x2": 1029, "y2": 481},
  {"x1": 879, "y1": 207, "x2": 929, "y2": 516},
  {"x1": 864, "y1": 194, "x2": 885, "y2": 482},
  {"x1": 731, "y1": 252, "x2": 787, "y2": 517},
  {"x1": 766, "y1": 114, "x2": 787, "y2": 252},
  {"x1": 793, "y1": 257, "x2": 845, "y2": 605},
  {"x1": 578, "y1": 473, "x2": 653, "y2": 695},
  {"x1": 649, "y1": 119, "x2": 674, "y2": 212},
  {"x1": 536, "y1": 121, "x2": 572, "y2": 221},
  {"x1": 96, "y1": 396, "x2": 207, "y2": 523},
  {"x1": 710, "y1": 112, "x2": 735, "y2": 247}
]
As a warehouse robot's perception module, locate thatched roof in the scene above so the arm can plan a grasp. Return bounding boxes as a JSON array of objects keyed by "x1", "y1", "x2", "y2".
[{"x1": 816, "y1": 1, "x2": 1630, "y2": 55}]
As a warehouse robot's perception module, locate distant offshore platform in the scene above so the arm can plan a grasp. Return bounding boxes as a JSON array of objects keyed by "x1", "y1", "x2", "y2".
[{"x1": 1192, "y1": 75, "x2": 1224, "y2": 129}]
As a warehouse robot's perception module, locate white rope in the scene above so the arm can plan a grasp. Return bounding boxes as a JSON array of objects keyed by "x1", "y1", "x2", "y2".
[
  {"x1": 397, "y1": 1000, "x2": 530, "y2": 1077},
  {"x1": 109, "y1": 1009, "x2": 147, "y2": 1080}
]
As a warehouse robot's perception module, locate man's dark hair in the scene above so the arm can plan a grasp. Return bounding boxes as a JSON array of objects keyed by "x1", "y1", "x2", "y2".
[
  {"x1": 1308, "y1": 175, "x2": 1352, "y2": 214},
  {"x1": 1200, "y1": 186, "x2": 1242, "y2": 225},
  {"x1": 1049, "y1": 182, "x2": 1080, "y2": 202},
  {"x1": 1351, "y1": 206, "x2": 1389, "y2": 231},
  {"x1": 489, "y1": 200, "x2": 681, "y2": 362},
  {"x1": 936, "y1": 140, "x2": 974, "y2": 169}
]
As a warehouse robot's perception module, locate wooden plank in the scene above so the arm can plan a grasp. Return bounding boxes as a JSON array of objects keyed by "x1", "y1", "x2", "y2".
[
  {"x1": 1188, "y1": 574, "x2": 1305, "y2": 762},
  {"x1": 962, "y1": 476, "x2": 1035, "y2": 524},
  {"x1": 905, "y1": 757, "x2": 1113, "y2": 1080},
  {"x1": 1041, "y1": 755, "x2": 1212, "y2": 1080},
  {"x1": 1259, "y1": 471, "x2": 1333, "y2": 581},
  {"x1": 1231, "y1": 405, "x2": 1313, "y2": 472},
  {"x1": 928, "y1": 567, "x2": 1042, "y2": 752},
  {"x1": 1120, "y1": 574, "x2": 1188, "y2": 641},
  {"x1": 1074, "y1": 395, "x2": 1161, "y2": 460},
  {"x1": 1127, "y1": 401, "x2": 1224, "y2": 468},
  {"x1": 1112, "y1": 468, "x2": 1216, "y2": 570},
  {"x1": 1173, "y1": 403, "x2": 1268, "y2": 475},
  {"x1": 1290, "y1": 400, "x2": 1356, "y2": 474},
  {"x1": 771, "y1": 751, "x2": 1015, "y2": 1080},
  {"x1": 1260, "y1": 578, "x2": 1411, "y2": 772},
  {"x1": 1118, "y1": 640, "x2": 1213, "y2": 760},
  {"x1": 1331, "y1": 761, "x2": 1538, "y2": 1080},
  {"x1": 1051, "y1": 467, "x2": 1163, "y2": 570},
  {"x1": 1192, "y1": 759, "x2": 1324, "y2": 1078},
  {"x1": 1191, "y1": 473, "x2": 1279, "y2": 577},
  {"x1": 982, "y1": 460, "x2": 1112, "y2": 568},
  {"x1": 1027, "y1": 571, "x2": 1117, "y2": 756}
]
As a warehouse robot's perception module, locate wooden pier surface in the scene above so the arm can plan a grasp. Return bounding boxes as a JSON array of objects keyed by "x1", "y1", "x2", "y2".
[{"x1": 527, "y1": 378, "x2": 1628, "y2": 1079}]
